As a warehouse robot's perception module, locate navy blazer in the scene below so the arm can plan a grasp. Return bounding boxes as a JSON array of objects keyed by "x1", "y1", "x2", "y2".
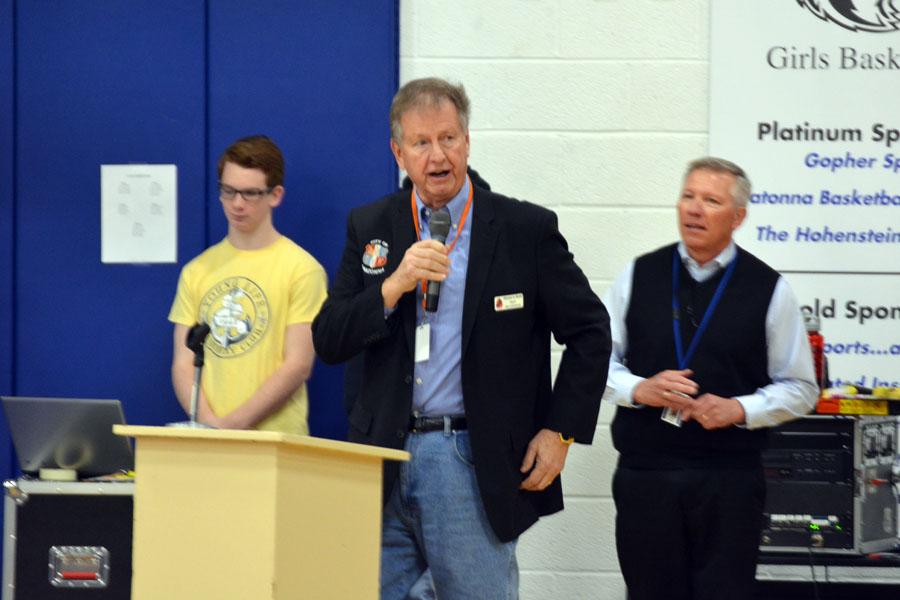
[{"x1": 312, "y1": 183, "x2": 610, "y2": 542}]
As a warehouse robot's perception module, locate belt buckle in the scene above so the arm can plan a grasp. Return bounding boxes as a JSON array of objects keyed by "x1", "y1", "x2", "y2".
[{"x1": 409, "y1": 415, "x2": 430, "y2": 433}]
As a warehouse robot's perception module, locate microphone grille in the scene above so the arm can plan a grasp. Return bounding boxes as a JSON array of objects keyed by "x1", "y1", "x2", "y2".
[{"x1": 428, "y1": 207, "x2": 452, "y2": 243}]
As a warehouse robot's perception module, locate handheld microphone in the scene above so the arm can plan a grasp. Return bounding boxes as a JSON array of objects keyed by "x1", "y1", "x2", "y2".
[{"x1": 425, "y1": 207, "x2": 452, "y2": 313}]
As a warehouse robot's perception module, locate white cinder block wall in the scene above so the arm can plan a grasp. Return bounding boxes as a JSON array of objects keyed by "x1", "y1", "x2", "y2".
[{"x1": 400, "y1": 1, "x2": 711, "y2": 598}]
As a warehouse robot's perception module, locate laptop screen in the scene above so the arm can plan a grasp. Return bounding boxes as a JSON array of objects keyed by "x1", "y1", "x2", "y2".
[{"x1": 1, "y1": 396, "x2": 134, "y2": 478}]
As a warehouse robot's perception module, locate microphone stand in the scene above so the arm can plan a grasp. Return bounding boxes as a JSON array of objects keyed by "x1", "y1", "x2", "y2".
[{"x1": 168, "y1": 323, "x2": 214, "y2": 429}]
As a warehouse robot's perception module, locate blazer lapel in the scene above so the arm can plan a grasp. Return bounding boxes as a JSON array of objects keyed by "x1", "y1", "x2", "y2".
[
  {"x1": 391, "y1": 193, "x2": 418, "y2": 358},
  {"x1": 462, "y1": 188, "x2": 498, "y2": 356}
]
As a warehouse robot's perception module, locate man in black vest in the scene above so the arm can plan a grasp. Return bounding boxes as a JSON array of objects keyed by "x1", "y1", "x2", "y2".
[{"x1": 603, "y1": 157, "x2": 817, "y2": 600}]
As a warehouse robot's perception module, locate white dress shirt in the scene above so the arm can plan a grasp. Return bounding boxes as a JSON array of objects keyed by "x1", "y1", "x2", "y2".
[{"x1": 602, "y1": 241, "x2": 818, "y2": 429}]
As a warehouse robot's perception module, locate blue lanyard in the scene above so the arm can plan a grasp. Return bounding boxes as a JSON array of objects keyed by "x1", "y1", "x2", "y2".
[{"x1": 671, "y1": 249, "x2": 738, "y2": 370}]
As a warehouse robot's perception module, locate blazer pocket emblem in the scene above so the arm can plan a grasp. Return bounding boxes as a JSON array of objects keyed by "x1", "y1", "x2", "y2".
[
  {"x1": 361, "y1": 239, "x2": 389, "y2": 275},
  {"x1": 494, "y1": 293, "x2": 524, "y2": 312}
]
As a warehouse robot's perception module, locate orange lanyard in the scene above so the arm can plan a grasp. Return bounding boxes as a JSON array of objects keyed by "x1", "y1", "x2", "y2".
[{"x1": 410, "y1": 177, "x2": 474, "y2": 306}]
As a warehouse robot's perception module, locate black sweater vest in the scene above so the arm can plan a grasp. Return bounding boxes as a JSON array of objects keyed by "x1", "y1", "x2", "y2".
[{"x1": 611, "y1": 244, "x2": 779, "y2": 469}]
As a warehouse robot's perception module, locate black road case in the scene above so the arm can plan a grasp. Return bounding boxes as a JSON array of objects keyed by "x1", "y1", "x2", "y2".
[{"x1": 2, "y1": 479, "x2": 134, "y2": 600}]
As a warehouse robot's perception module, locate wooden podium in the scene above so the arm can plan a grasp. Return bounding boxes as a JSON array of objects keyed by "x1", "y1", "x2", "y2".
[{"x1": 114, "y1": 425, "x2": 409, "y2": 600}]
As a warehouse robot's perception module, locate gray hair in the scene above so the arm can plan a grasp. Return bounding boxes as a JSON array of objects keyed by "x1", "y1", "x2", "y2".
[
  {"x1": 390, "y1": 77, "x2": 470, "y2": 144},
  {"x1": 684, "y1": 156, "x2": 751, "y2": 208}
]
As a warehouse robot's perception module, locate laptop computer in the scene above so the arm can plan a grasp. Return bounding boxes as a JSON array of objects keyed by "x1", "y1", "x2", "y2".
[{"x1": 1, "y1": 396, "x2": 134, "y2": 478}]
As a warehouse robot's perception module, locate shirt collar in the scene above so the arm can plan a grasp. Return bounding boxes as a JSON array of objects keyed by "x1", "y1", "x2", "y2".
[
  {"x1": 415, "y1": 176, "x2": 471, "y2": 232},
  {"x1": 677, "y1": 240, "x2": 737, "y2": 272}
]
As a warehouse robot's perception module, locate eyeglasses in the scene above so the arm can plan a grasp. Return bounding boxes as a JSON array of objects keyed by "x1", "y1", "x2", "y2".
[
  {"x1": 679, "y1": 285, "x2": 701, "y2": 329},
  {"x1": 218, "y1": 183, "x2": 273, "y2": 203},
  {"x1": 684, "y1": 302, "x2": 700, "y2": 329}
]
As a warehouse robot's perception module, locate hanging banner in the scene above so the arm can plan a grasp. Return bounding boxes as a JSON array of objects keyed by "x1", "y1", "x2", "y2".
[{"x1": 710, "y1": 1, "x2": 900, "y2": 389}]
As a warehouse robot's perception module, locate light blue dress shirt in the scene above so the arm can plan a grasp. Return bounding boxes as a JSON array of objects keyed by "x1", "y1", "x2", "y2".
[{"x1": 412, "y1": 177, "x2": 472, "y2": 417}]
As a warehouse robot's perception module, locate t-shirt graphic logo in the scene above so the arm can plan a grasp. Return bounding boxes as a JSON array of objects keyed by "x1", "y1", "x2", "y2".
[
  {"x1": 798, "y1": 0, "x2": 900, "y2": 33},
  {"x1": 199, "y1": 277, "x2": 270, "y2": 357}
]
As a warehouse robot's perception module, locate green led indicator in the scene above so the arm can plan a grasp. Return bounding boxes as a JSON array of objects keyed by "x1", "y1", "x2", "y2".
[{"x1": 809, "y1": 524, "x2": 820, "y2": 531}]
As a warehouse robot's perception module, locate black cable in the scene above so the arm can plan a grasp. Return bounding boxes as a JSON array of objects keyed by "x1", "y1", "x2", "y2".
[{"x1": 807, "y1": 546, "x2": 821, "y2": 600}]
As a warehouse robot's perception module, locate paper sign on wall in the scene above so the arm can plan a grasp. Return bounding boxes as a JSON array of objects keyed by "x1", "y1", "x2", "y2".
[{"x1": 100, "y1": 164, "x2": 177, "y2": 264}]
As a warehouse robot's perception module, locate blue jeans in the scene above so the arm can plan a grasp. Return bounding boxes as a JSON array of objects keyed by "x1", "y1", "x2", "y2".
[{"x1": 381, "y1": 428, "x2": 519, "y2": 600}]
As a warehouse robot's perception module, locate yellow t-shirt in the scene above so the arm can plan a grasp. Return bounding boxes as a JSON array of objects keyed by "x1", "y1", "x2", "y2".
[{"x1": 168, "y1": 236, "x2": 327, "y2": 434}]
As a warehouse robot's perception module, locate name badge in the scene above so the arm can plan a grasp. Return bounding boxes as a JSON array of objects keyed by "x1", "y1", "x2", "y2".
[
  {"x1": 660, "y1": 407, "x2": 683, "y2": 427},
  {"x1": 494, "y1": 293, "x2": 524, "y2": 312},
  {"x1": 415, "y1": 322, "x2": 430, "y2": 362}
]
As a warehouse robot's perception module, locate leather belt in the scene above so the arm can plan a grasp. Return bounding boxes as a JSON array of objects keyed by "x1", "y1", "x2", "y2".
[{"x1": 409, "y1": 415, "x2": 468, "y2": 433}]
